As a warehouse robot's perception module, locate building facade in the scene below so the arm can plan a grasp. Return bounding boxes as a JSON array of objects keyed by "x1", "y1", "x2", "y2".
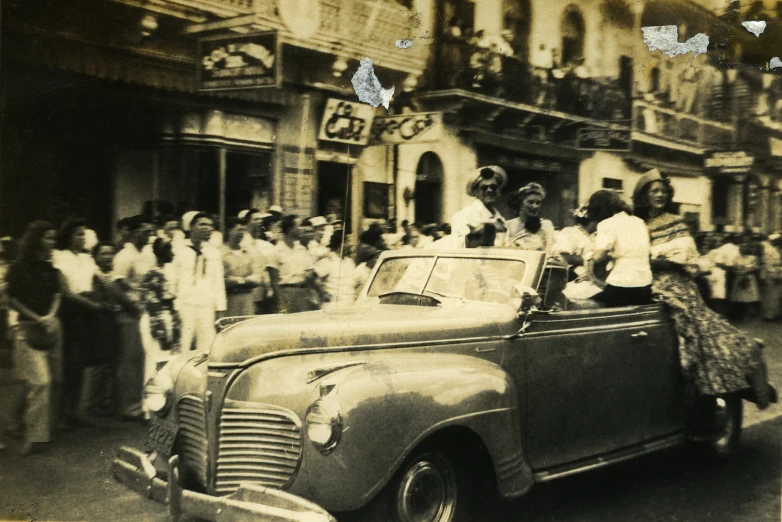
[{"x1": 2, "y1": 0, "x2": 782, "y2": 238}]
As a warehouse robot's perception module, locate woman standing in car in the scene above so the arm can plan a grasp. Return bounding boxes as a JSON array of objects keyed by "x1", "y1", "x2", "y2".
[
  {"x1": 506, "y1": 182, "x2": 555, "y2": 253},
  {"x1": 632, "y1": 169, "x2": 769, "y2": 406}
]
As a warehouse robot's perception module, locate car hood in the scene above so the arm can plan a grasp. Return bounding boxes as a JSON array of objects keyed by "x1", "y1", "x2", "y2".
[{"x1": 209, "y1": 302, "x2": 519, "y2": 365}]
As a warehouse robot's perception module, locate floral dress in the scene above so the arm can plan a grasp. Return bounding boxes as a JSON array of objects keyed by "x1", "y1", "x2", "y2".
[
  {"x1": 140, "y1": 267, "x2": 181, "y2": 353},
  {"x1": 647, "y1": 213, "x2": 763, "y2": 396}
]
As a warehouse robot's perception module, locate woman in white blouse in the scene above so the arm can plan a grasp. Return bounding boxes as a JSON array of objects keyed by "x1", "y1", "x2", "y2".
[
  {"x1": 586, "y1": 190, "x2": 653, "y2": 307},
  {"x1": 53, "y1": 217, "x2": 103, "y2": 427}
]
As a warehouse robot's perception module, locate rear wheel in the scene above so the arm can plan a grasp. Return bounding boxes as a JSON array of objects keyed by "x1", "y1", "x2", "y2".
[
  {"x1": 688, "y1": 394, "x2": 743, "y2": 460},
  {"x1": 709, "y1": 395, "x2": 743, "y2": 458}
]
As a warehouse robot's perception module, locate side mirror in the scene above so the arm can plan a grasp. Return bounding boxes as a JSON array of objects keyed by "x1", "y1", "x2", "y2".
[{"x1": 512, "y1": 284, "x2": 541, "y2": 314}]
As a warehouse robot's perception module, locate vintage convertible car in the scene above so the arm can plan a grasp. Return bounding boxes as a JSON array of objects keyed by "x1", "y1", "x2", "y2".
[{"x1": 113, "y1": 248, "x2": 774, "y2": 522}]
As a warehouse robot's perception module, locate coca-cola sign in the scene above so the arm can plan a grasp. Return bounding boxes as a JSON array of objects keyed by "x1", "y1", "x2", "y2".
[
  {"x1": 370, "y1": 113, "x2": 443, "y2": 145},
  {"x1": 198, "y1": 32, "x2": 281, "y2": 91},
  {"x1": 318, "y1": 99, "x2": 375, "y2": 145}
]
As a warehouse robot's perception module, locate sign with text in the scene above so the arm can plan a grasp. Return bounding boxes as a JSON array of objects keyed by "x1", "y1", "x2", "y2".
[
  {"x1": 705, "y1": 151, "x2": 753, "y2": 169},
  {"x1": 198, "y1": 32, "x2": 281, "y2": 91},
  {"x1": 576, "y1": 128, "x2": 632, "y2": 151},
  {"x1": 370, "y1": 112, "x2": 443, "y2": 145},
  {"x1": 318, "y1": 99, "x2": 375, "y2": 145}
]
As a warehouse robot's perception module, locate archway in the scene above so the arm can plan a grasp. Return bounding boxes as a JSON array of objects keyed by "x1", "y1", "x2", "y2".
[{"x1": 415, "y1": 152, "x2": 444, "y2": 225}]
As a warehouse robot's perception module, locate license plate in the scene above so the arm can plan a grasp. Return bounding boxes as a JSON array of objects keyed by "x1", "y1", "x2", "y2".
[{"x1": 144, "y1": 417, "x2": 179, "y2": 457}]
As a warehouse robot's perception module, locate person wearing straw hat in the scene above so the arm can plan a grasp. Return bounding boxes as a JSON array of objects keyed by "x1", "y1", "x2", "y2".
[
  {"x1": 449, "y1": 165, "x2": 508, "y2": 248},
  {"x1": 632, "y1": 168, "x2": 771, "y2": 408}
]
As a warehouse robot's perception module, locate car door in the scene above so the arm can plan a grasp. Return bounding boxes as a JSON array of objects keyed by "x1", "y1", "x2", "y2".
[
  {"x1": 519, "y1": 307, "x2": 649, "y2": 471},
  {"x1": 634, "y1": 305, "x2": 685, "y2": 440}
]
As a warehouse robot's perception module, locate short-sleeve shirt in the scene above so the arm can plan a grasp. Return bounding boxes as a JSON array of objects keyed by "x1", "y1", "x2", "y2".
[
  {"x1": 53, "y1": 249, "x2": 96, "y2": 294},
  {"x1": 450, "y1": 199, "x2": 507, "y2": 247},
  {"x1": 6, "y1": 260, "x2": 61, "y2": 319},
  {"x1": 594, "y1": 212, "x2": 652, "y2": 288}
]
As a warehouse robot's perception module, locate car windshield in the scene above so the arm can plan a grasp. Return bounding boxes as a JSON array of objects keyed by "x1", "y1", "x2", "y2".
[{"x1": 366, "y1": 256, "x2": 527, "y2": 306}]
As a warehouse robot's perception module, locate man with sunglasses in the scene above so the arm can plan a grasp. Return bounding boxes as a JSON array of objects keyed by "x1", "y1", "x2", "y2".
[{"x1": 448, "y1": 165, "x2": 509, "y2": 248}]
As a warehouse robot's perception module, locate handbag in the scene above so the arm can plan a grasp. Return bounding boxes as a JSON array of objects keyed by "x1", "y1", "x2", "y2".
[{"x1": 18, "y1": 321, "x2": 57, "y2": 351}]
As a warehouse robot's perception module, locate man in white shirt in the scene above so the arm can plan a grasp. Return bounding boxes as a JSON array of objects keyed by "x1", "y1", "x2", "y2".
[
  {"x1": 587, "y1": 190, "x2": 653, "y2": 307},
  {"x1": 450, "y1": 166, "x2": 508, "y2": 248},
  {"x1": 113, "y1": 217, "x2": 155, "y2": 421},
  {"x1": 271, "y1": 215, "x2": 322, "y2": 313},
  {"x1": 174, "y1": 213, "x2": 227, "y2": 352}
]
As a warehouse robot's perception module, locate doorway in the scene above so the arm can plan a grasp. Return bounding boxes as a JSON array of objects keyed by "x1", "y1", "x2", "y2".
[
  {"x1": 318, "y1": 161, "x2": 352, "y2": 227},
  {"x1": 415, "y1": 152, "x2": 443, "y2": 225}
]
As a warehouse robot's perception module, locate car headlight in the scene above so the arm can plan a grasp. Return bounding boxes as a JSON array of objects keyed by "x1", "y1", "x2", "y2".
[
  {"x1": 305, "y1": 397, "x2": 342, "y2": 454},
  {"x1": 144, "y1": 364, "x2": 174, "y2": 416}
]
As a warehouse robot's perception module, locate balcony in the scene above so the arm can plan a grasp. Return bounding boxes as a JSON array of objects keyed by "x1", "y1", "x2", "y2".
[
  {"x1": 633, "y1": 100, "x2": 735, "y2": 150},
  {"x1": 429, "y1": 37, "x2": 631, "y2": 122},
  {"x1": 167, "y1": 0, "x2": 427, "y2": 74}
]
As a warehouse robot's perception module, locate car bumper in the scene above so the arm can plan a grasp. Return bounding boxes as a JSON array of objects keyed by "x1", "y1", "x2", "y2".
[{"x1": 112, "y1": 446, "x2": 336, "y2": 522}]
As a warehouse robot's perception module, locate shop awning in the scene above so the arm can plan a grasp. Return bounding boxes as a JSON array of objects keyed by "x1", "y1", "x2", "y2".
[{"x1": 4, "y1": 26, "x2": 299, "y2": 107}]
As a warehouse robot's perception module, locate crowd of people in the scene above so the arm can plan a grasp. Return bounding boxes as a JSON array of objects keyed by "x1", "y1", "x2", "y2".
[
  {"x1": 0, "y1": 164, "x2": 776, "y2": 456},
  {"x1": 0, "y1": 207, "x2": 406, "y2": 456}
]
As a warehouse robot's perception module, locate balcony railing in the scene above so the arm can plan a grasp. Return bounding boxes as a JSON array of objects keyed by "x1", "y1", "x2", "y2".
[
  {"x1": 431, "y1": 37, "x2": 631, "y2": 121},
  {"x1": 633, "y1": 101, "x2": 735, "y2": 148}
]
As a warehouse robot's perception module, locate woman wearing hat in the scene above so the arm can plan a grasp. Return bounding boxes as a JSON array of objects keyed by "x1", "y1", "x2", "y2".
[
  {"x1": 632, "y1": 169, "x2": 770, "y2": 407},
  {"x1": 450, "y1": 166, "x2": 508, "y2": 248},
  {"x1": 506, "y1": 183, "x2": 555, "y2": 253}
]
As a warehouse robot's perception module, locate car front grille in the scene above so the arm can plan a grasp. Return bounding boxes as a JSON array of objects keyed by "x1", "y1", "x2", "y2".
[
  {"x1": 215, "y1": 401, "x2": 303, "y2": 495},
  {"x1": 176, "y1": 395, "x2": 209, "y2": 487}
]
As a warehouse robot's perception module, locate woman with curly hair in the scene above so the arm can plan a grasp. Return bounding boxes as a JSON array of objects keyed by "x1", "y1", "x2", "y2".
[
  {"x1": 506, "y1": 182, "x2": 555, "y2": 253},
  {"x1": 6, "y1": 221, "x2": 63, "y2": 455},
  {"x1": 632, "y1": 169, "x2": 770, "y2": 407}
]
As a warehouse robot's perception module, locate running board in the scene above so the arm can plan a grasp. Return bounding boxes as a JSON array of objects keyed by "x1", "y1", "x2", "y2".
[{"x1": 533, "y1": 433, "x2": 686, "y2": 483}]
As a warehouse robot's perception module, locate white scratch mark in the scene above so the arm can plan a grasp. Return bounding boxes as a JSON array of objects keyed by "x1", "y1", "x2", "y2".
[
  {"x1": 351, "y1": 57, "x2": 395, "y2": 111},
  {"x1": 395, "y1": 39, "x2": 414, "y2": 49},
  {"x1": 742, "y1": 21, "x2": 766, "y2": 37},
  {"x1": 771, "y1": 57, "x2": 782, "y2": 69},
  {"x1": 641, "y1": 26, "x2": 709, "y2": 58}
]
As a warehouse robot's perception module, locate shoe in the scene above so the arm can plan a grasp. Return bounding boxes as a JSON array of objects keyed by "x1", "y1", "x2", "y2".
[{"x1": 20, "y1": 441, "x2": 45, "y2": 457}]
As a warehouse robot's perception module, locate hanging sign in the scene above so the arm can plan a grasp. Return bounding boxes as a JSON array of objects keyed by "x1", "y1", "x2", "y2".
[
  {"x1": 369, "y1": 112, "x2": 443, "y2": 145},
  {"x1": 318, "y1": 99, "x2": 375, "y2": 145},
  {"x1": 576, "y1": 128, "x2": 632, "y2": 151},
  {"x1": 198, "y1": 32, "x2": 281, "y2": 91}
]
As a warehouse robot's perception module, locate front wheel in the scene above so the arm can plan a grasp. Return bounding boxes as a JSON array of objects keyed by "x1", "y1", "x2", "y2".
[{"x1": 359, "y1": 447, "x2": 474, "y2": 522}]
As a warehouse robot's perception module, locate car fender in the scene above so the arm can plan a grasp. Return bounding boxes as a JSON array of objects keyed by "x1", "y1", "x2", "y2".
[{"x1": 300, "y1": 352, "x2": 532, "y2": 511}]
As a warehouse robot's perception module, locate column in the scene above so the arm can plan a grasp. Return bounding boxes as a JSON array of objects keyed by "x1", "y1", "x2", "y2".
[
  {"x1": 759, "y1": 180, "x2": 771, "y2": 234},
  {"x1": 218, "y1": 147, "x2": 227, "y2": 236},
  {"x1": 727, "y1": 173, "x2": 747, "y2": 231}
]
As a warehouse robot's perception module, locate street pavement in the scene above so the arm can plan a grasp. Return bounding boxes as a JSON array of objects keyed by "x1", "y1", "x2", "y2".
[{"x1": 1, "y1": 318, "x2": 781, "y2": 522}]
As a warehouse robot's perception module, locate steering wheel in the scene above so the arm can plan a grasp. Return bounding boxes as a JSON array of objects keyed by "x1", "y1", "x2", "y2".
[{"x1": 587, "y1": 258, "x2": 613, "y2": 290}]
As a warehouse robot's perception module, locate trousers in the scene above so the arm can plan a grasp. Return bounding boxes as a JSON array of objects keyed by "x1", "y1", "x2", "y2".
[
  {"x1": 116, "y1": 312, "x2": 144, "y2": 417},
  {"x1": 13, "y1": 321, "x2": 63, "y2": 444},
  {"x1": 179, "y1": 304, "x2": 216, "y2": 352}
]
